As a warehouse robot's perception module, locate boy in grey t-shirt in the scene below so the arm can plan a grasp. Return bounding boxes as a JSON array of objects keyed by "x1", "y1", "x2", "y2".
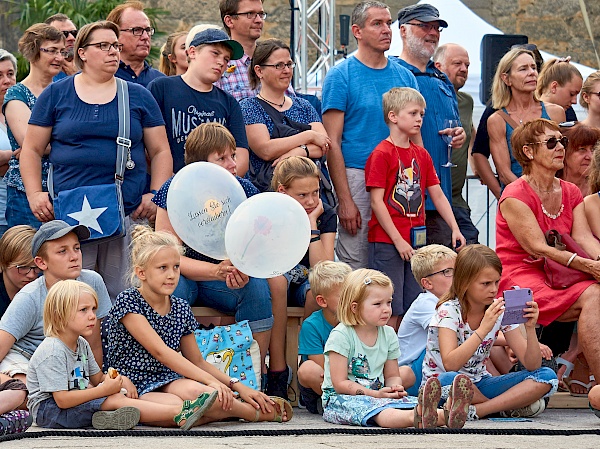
[{"x1": 0, "y1": 220, "x2": 111, "y2": 381}]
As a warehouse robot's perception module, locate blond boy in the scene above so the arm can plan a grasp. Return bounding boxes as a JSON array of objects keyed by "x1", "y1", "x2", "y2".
[
  {"x1": 297, "y1": 261, "x2": 351, "y2": 414},
  {"x1": 397, "y1": 244, "x2": 456, "y2": 396}
]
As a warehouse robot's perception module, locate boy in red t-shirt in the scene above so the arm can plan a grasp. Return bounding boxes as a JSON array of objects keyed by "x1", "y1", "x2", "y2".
[{"x1": 365, "y1": 87, "x2": 465, "y2": 329}]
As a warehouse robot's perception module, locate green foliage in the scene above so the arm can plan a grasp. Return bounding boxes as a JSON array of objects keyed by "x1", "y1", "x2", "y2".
[{"x1": 5, "y1": 0, "x2": 169, "y2": 80}]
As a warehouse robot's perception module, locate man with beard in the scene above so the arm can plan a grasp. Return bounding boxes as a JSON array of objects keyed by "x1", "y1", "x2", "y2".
[
  {"x1": 393, "y1": 4, "x2": 465, "y2": 248},
  {"x1": 44, "y1": 14, "x2": 78, "y2": 82},
  {"x1": 434, "y1": 43, "x2": 479, "y2": 244},
  {"x1": 321, "y1": 1, "x2": 418, "y2": 270},
  {"x1": 107, "y1": 1, "x2": 164, "y2": 87}
]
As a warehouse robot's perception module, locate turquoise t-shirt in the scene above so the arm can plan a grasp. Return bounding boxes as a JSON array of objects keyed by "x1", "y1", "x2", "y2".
[
  {"x1": 298, "y1": 309, "x2": 335, "y2": 361},
  {"x1": 322, "y1": 323, "x2": 400, "y2": 403}
]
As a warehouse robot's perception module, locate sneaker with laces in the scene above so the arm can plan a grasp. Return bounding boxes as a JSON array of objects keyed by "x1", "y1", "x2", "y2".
[
  {"x1": 0, "y1": 410, "x2": 32, "y2": 435},
  {"x1": 500, "y1": 398, "x2": 546, "y2": 418},
  {"x1": 266, "y1": 366, "x2": 291, "y2": 401}
]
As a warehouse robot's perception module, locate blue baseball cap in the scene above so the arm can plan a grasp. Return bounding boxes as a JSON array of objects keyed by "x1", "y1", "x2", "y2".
[
  {"x1": 32, "y1": 220, "x2": 90, "y2": 257},
  {"x1": 188, "y1": 28, "x2": 244, "y2": 60}
]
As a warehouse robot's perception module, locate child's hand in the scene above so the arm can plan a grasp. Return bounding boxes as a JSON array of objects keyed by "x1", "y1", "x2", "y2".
[
  {"x1": 394, "y1": 239, "x2": 414, "y2": 261},
  {"x1": 207, "y1": 381, "x2": 235, "y2": 411},
  {"x1": 523, "y1": 299, "x2": 539, "y2": 329},
  {"x1": 539, "y1": 343, "x2": 553, "y2": 360},
  {"x1": 101, "y1": 374, "x2": 124, "y2": 396},
  {"x1": 308, "y1": 199, "x2": 324, "y2": 226},
  {"x1": 452, "y1": 229, "x2": 466, "y2": 251},
  {"x1": 376, "y1": 386, "x2": 407, "y2": 399},
  {"x1": 480, "y1": 298, "x2": 504, "y2": 334}
]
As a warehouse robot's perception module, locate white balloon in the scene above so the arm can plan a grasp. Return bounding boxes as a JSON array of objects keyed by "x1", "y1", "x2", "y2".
[
  {"x1": 167, "y1": 162, "x2": 247, "y2": 260},
  {"x1": 225, "y1": 192, "x2": 311, "y2": 278}
]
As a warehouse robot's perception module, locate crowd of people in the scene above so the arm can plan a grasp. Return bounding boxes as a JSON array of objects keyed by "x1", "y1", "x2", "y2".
[{"x1": 1, "y1": 0, "x2": 600, "y2": 435}]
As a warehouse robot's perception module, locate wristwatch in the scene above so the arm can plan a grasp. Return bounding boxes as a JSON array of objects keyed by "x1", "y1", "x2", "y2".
[
  {"x1": 229, "y1": 377, "x2": 240, "y2": 388},
  {"x1": 300, "y1": 144, "x2": 309, "y2": 157}
]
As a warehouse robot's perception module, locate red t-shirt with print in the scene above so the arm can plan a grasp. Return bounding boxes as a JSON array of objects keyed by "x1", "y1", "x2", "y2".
[{"x1": 365, "y1": 139, "x2": 440, "y2": 244}]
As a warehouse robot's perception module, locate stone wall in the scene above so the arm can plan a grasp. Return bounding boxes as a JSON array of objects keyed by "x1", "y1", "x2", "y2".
[{"x1": 1, "y1": 0, "x2": 599, "y2": 69}]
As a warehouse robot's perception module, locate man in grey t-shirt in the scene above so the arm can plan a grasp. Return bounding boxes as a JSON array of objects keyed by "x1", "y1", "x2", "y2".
[{"x1": 0, "y1": 221, "x2": 111, "y2": 382}]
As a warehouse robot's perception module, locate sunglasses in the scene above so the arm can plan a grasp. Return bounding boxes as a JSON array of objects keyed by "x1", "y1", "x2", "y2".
[
  {"x1": 527, "y1": 136, "x2": 568, "y2": 150},
  {"x1": 62, "y1": 30, "x2": 78, "y2": 38}
]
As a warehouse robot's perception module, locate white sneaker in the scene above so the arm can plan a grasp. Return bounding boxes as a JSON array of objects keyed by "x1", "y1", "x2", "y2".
[{"x1": 500, "y1": 398, "x2": 546, "y2": 418}]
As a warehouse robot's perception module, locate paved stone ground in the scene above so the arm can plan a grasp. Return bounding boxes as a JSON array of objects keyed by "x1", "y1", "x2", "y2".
[{"x1": 2, "y1": 408, "x2": 599, "y2": 449}]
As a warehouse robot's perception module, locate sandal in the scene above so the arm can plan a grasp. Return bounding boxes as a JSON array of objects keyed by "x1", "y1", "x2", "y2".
[
  {"x1": 556, "y1": 356, "x2": 575, "y2": 393},
  {"x1": 250, "y1": 396, "x2": 293, "y2": 423},
  {"x1": 443, "y1": 374, "x2": 474, "y2": 429},
  {"x1": 563, "y1": 355, "x2": 596, "y2": 397},
  {"x1": 174, "y1": 390, "x2": 218, "y2": 430},
  {"x1": 414, "y1": 377, "x2": 441, "y2": 429}
]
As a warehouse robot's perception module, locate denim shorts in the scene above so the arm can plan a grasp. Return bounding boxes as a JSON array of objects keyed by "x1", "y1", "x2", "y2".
[
  {"x1": 35, "y1": 396, "x2": 106, "y2": 428},
  {"x1": 405, "y1": 349, "x2": 426, "y2": 397},
  {"x1": 282, "y1": 276, "x2": 311, "y2": 307},
  {"x1": 436, "y1": 367, "x2": 558, "y2": 399},
  {"x1": 173, "y1": 275, "x2": 274, "y2": 333}
]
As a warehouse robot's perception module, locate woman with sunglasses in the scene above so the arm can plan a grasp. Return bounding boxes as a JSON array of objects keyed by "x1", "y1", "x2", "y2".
[
  {"x1": 495, "y1": 118, "x2": 600, "y2": 396},
  {"x1": 487, "y1": 49, "x2": 565, "y2": 189},
  {"x1": 3, "y1": 24, "x2": 66, "y2": 229},
  {"x1": 19, "y1": 21, "x2": 172, "y2": 301}
]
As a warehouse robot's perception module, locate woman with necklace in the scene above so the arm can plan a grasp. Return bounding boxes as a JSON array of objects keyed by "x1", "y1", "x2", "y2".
[
  {"x1": 496, "y1": 118, "x2": 600, "y2": 395},
  {"x1": 487, "y1": 49, "x2": 564, "y2": 188},
  {"x1": 240, "y1": 39, "x2": 331, "y2": 193}
]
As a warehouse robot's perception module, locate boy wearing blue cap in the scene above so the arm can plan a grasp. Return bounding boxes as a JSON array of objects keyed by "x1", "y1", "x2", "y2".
[
  {"x1": 0, "y1": 220, "x2": 113, "y2": 383},
  {"x1": 148, "y1": 27, "x2": 250, "y2": 174}
]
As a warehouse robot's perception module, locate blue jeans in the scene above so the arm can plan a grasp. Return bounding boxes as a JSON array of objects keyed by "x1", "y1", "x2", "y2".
[
  {"x1": 437, "y1": 367, "x2": 558, "y2": 400},
  {"x1": 405, "y1": 349, "x2": 426, "y2": 397},
  {"x1": 452, "y1": 206, "x2": 479, "y2": 244},
  {"x1": 6, "y1": 187, "x2": 42, "y2": 229},
  {"x1": 173, "y1": 275, "x2": 273, "y2": 333}
]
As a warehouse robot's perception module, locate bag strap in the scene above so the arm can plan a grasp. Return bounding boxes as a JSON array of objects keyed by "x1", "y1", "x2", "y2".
[
  {"x1": 496, "y1": 109, "x2": 520, "y2": 130},
  {"x1": 115, "y1": 78, "x2": 129, "y2": 188}
]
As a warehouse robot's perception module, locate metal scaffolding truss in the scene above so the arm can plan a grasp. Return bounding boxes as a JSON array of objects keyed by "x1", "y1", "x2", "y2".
[{"x1": 291, "y1": 0, "x2": 336, "y2": 93}]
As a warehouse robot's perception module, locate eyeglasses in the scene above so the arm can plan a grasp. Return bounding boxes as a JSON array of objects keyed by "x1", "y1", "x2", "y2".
[
  {"x1": 589, "y1": 92, "x2": 600, "y2": 98},
  {"x1": 14, "y1": 265, "x2": 42, "y2": 276},
  {"x1": 425, "y1": 267, "x2": 454, "y2": 278},
  {"x1": 61, "y1": 30, "x2": 78, "y2": 38},
  {"x1": 405, "y1": 22, "x2": 444, "y2": 33},
  {"x1": 261, "y1": 62, "x2": 295, "y2": 70},
  {"x1": 82, "y1": 42, "x2": 124, "y2": 52},
  {"x1": 39, "y1": 47, "x2": 69, "y2": 58},
  {"x1": 231, "y1": 11, "x2": 267, "y2": 20},
  {"x1": 527, "y1": 136, "x2": 568, "y2": 150},
  {"x1": 120, "y1": 27, "x2": 155, "y2": 36}
]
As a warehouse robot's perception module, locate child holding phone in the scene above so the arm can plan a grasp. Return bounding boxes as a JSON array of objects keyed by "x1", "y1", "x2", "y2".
[{"x1": 423, "y1": 245, "x2": 558, "y2": 420}]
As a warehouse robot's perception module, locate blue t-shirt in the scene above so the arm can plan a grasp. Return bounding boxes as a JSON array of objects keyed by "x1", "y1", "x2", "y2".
[
  {"x1": 115, "y1": 60, "x2": 165, "y2": 87},
  {"x1": 2, "y1": 83, "x2": 51, "y2": 192},
  {"x1": 298, "y1": 309, "x2": 335, "y2": 361},
  {"x1": 148, "y1": 76, "x2": 248, "y2": 173},
  {"x1": 28, "y1": 76, "x2": 165, "y2": 215},
  {"x1": 240, "y1": 96, "x2": 321, "y2": 176},
  {"x1": 152, "y1": 174, "x2": 258, "y2": 264},
  {"x1": 392, "y1": 58, "x2": 459, "y2": 209},
  {"x1": 321, "y1": 56, "x2": 418, "y2": 169}
]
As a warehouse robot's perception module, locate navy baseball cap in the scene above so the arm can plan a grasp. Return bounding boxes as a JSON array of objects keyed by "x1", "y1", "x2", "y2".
[
  {"x1": 397, "y1": 4, "x2": 448, "y2": 28},
  {"x1": 188, "y1": 28, "x2": 244, "y2": 60},
  {"x1": 32, "y1": 220, "x2": 90, "y2": 257}
]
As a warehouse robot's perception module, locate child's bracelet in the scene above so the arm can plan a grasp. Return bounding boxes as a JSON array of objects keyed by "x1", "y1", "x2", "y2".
[{"x1": 473, "y1": 331, "x2": 483, "y2": 342}]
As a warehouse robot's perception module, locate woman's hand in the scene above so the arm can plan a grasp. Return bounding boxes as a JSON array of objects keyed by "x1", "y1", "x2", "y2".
[
  {"x1": 480, "y1": 298, "x2": 504, "y2": 335},
  {"x1": 307, "y1": 130, "x2": 331, "y2": 152},
  {"x1": 131, "y1": 193, "x2": 158, "y2": 222},
  {"x1": 236, "y1": 384, "x2": 274, "y2": 414},
  {"x1": 28, "y1": 191, "x2": 54, "y2": 222},
  {"x1": 207, "y1": 381, "x2": 235, "y2": 410},
  {"x1": 215, "y1": 259, "x2": 250, "y2": 289},
  {"x1": 522, "y1": 299, "x2": 540, "y2": 329},
  {"x1": 438, "y1": 126, "x2": 466, "y2": 148}
]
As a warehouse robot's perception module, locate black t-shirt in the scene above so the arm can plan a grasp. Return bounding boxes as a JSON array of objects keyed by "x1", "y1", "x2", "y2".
[
  {"x1": 0, "y1": 275, "x2": 11, "y2": 320},
  {"x1": 299, "y1": 203, "x2": 338, "y2": 268},
  {"x1": 471, "y1": 105, "x2": 497, "y2": 158}
]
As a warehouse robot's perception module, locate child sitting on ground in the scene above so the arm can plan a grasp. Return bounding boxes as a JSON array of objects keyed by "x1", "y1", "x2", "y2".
[
  {"x1": 0, "y1": 220, "x2": 112, "y2": 383},
  {"x1": 322, "y1": 268, "x2": 473, "y2": 429},
  {"x1": 297, "y1": 260, "x2": 351, "y2": 414},
  {"x1": 397, "y1": 244, "x2": 456, "y2": 396},
  {"x1": 0, "y1": 373, "x2": 32, "y2": 435},
  {"x1": 423, "y1": 244, "x2": 558, "y2": 420},
  {"x1": 365, "y1": 87, "x2": 465, "y2": 331},
  {"x1": 27, "y1": 280, "x2": 210, "y2": 430},
  {"x1": 105, "y1": 226, "x2": 292, "y2": 424}
]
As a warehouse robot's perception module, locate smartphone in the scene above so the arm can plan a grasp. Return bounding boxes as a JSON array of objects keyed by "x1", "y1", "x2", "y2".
[{"x1": 500, "y1": 288, "x2": 532, "y2": 325}]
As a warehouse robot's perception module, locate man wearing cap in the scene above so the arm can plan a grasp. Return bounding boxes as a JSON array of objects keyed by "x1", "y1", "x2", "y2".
[
  {"x1": 434, "y1": 43, "x2": 479, "y2": 244},
  {"x1": 148, "y1": 28, "x2": 249, "y2": 174},
  {"x1": 107, "y1": 1, "x2": 164, "y2": 87},
  {"x1": 44, "y1": 13, "x2": 78, "y2": 82},
  {"x1": 322, "y1": 1, "x2": 419, "y2": 269},
  {"x1": 0, "y1": 221, "x2": 112, "y2": 384},
  {"x1": 393, "y1": 4, "x2": 466, "y2": 247}
]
